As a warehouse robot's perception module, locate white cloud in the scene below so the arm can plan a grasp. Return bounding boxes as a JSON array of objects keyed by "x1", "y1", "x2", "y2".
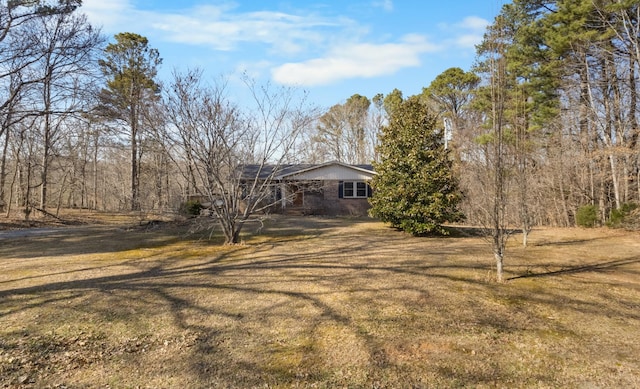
[
  {"x1": 455, "y1": 33, "x2": 484, "y2": 49},
  {"x1": 439, "y1": 16, "x2": 490, "y2": 49},
  {"x1": 235, "y1": 60, "x2": 273, "y2": 80},
  {"x1": 79, "y1": 1, "x2": 482, "y2": 88},
  {"x1": 457, "y1": 16, "x2": 490, "y2": 31},
  {"x1": 152, "y1": 7, "x2": 336, "y2": 54},
  {"x1": 80, "y1": 1, "x2": 340, "y2": 55},
  {"x1": 80, "y1": 0, "x2": 136, "y2": 32},
  {"x1": 271, "y1": 34, "x2": 439, "y2": 86},
  {"x1": 373, "y1": 0, "x2": 394, "y2": 12}
]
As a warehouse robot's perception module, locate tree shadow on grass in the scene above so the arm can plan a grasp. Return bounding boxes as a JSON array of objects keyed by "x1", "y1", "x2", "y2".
[
  {"x1": 0, "y1": 227, "x2": 498, "y2": 386},
  {"x1": 0, "y1": 225, "x2": 190, "y2": 259},
  {"x1": 440, "y1": 225, "x2": 522, "y2": 238},
  {"x1": 0, "y1": 216, "x2": 367, "y2": 260},
  {"x1": 508, "y1": 256, "x2": 640, "y2": 280}
]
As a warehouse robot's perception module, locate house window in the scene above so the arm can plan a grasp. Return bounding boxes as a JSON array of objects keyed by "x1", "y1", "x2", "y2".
[{"x1": 342, "y1": 181, "x2": 370, "y2": 198}]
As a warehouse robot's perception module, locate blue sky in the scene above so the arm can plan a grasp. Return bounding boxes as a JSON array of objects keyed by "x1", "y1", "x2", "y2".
[{"x1": 81, "y1": 0, "x2": 507, "y2": 108}]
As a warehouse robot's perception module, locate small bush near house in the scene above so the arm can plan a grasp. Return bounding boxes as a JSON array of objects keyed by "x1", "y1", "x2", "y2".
[
  {"x1": 576, "y1": 204, "x2": 598, "y2": 227},
  {"x1": 180, "y1": 200, "x2": 204, "y2": 216}
]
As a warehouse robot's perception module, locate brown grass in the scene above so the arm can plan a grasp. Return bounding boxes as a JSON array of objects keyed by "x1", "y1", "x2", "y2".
[{"x1": 1, "y1": 212, "x2": 639, "y2": 388}]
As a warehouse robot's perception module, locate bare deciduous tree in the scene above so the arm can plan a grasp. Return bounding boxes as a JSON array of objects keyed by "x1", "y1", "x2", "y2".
[
  {"x1": 311, "y1": 94, "x2": 375, "y2": 164},
  {"x1": 164, "y1": 70, "x2": 315, "y2": 244},
  {"x1": 473, "y1": 12, "x2": 512, "y2": 283},
  {"x1": 0, "y1": 0, "x2": 83, "y2": 213},
  {"x1": 33, "y1": 10, "x2": 102, "y2": 210}
]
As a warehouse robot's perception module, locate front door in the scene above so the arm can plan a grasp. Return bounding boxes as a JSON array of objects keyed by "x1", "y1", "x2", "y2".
[{"x1": 291, "y1": 185, "x2": 304, "y2": 207}]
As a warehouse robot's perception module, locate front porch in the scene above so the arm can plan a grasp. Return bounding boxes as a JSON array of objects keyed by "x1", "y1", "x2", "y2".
[{"x1": 278, "y1": 180, "x2": 371, "y2": 217}]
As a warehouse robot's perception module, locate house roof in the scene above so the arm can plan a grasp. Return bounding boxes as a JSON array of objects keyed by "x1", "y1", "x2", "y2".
[{"x1": 242, "y1": 161, "x2": 375, "y2": 180}]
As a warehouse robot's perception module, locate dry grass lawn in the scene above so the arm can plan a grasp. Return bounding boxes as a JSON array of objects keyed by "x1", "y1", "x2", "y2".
[{"x1": 1, "y1": 211, "x2": 639, "y2": 388}]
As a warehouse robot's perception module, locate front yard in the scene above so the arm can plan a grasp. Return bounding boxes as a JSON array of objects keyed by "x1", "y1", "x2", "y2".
[{"x1": 1, "y1": 215, "x2": 639, "y2": 387}]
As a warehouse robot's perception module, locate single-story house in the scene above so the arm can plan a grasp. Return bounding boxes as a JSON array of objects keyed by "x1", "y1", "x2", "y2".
[{"x1": 244, "y1": 161, "x2": 376, "y2": 216}]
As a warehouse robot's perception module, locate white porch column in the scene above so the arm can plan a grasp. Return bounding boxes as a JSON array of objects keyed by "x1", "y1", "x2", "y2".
[{"x1": 280, "y1": 182, "x2": 287, "y2": 208}]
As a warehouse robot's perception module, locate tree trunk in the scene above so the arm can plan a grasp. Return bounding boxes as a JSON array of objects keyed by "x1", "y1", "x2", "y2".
[
  {"x1": 517, "y1": 87, "x2": 531, "y2": 247},
  {"x1": 558, "y1": 167, "x2": 571, "y2": 226},
  {"x1": 608, "y1": 154, "x2": 621, "y2": 210},
  {"x1": 40, "y1": 127, "x2": 50, "y2": 210},
  {"x1": 579, "y1": 57, "x2": 596, "y2": 213},
  {"x1": 55, "y1": 171, "x2": 69, "y2": 217},
  {"x1": 229, "y1": 229, "x2": 241, "y2": 245},
  {"x1": 24, "y1": 157, "x2": 32, "y2": 221},
  {"x1": 0, "y1": 125, "x2": 9, "y2": 213},
  {"x1": 221, "y1": 217, "x2": 242, "y2": 245},
  {"x1": 602, "y1": 56, "x2": 621, "y2": 211},
  {"x1": 130, "y1": 105, "x2": 140, "y2": 211},
  {"x1": 40, "y1": 68, "x2": 52, "y2": 210},
  {"x1": 629, "y1": 56, "x2": 639, "y2": 201},
  {"x1": 494, "y1": 242, "x2": 504, "y2": 283},
  {"x1": 93, "y1": 131, "x2": 99, "y2": 210},
  {"x1": 491, "y1": 53, "x2": 508, "y2": 283},
  {"x1": 6, "y1": 144, "x2": 20, "y2": 218}
]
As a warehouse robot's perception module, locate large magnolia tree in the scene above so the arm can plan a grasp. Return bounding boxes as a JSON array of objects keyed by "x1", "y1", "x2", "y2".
[{"x1": 369, "y1": 95, "x2": 464, "y2": 235}]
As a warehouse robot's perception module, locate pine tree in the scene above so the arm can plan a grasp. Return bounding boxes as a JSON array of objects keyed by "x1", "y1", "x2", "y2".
[
  {"x1": 98, "y1": 33, "x2": 162, "y2": 211},
  {"x1": 369, "y1": 96, "x2": 464, "y2": 235}
]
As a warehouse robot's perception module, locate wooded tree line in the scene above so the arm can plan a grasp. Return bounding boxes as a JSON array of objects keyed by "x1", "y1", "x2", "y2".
[
  {"x1": 0, "y1": 0, "x2": 102, "y2": 218},
  {"x1": 319, "y1": 0, "x2": 640, "y2": 232},
  {"x1": 459, "y1": 0, "x2": 640, "y2": 231},
  {"x1": 1, "y1": 0, "x2": 638, "y2": 239},
  {"x1": 0, "y1": 0, "x2": 313, "y2": 230}
]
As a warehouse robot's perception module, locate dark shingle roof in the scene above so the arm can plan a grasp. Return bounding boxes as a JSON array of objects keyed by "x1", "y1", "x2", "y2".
[{"x1": 242, "y1": 162, "x2": 374, "y2": 180}]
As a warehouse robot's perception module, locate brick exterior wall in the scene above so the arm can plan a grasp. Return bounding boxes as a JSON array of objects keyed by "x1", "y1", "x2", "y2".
[{"x1": 320, "y1": 181, "x2": 371, "y2": 216}]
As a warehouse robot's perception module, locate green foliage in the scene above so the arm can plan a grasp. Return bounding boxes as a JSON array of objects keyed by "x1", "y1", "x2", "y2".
[
  {"x1": 98, "y1": 32, "x2": 162, "y2": 211},
  {"x1": 576, "y1": 204, "x2": 599, "y2": 228},
  {"x1": 35, "y1": 0, "x2": 81, "y2": 15},
  {"x1": 180, "y1": 200, "x2": 204, "y2": 216},
  {"x1": 382, "y1": 88, "x2": 404, "y2": 117},
  {"x1": 607, "y1": 203, "x2": 638, "y2": 228},
  {"x1": 422, "y1": 67, "x2": 480, "y2": 118},
  {"x1": 475, "y1": 132, "x2": 494, "y2": 146},
  {"x1": 99, "y1": 32, "x2": 162, "y2": 112},
  {"x1": 369, "y1": 96, "x2": 464, "y2": 235},
  {"x1": 474, "y1": 1, "x2": 561, "y2": 133}
]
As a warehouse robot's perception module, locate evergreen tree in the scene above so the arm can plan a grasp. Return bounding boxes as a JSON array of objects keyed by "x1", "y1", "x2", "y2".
[
  {"x1": 98, "y1": 32, "x2": 162, "y2": 211},
  {"x1": 422, "y1": 67, "x2": 480, "y2": 134},
  {"x1": 369, "y1": 96, "x2": 464, "y2": 235},
  {"x1": 382, "y1": 88, "x2": 404, "y2": 117}
]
